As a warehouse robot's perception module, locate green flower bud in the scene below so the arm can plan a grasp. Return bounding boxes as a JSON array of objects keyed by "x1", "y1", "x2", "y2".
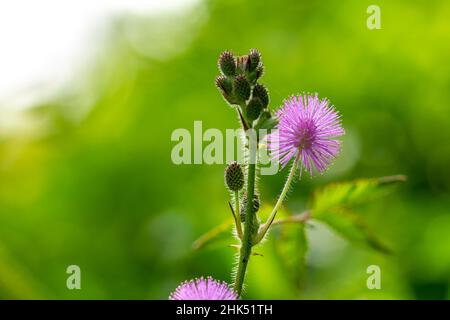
[
  {"x1": 233, "y1": 75, "x2": 251, "y2": 102},
  {"x1": 252, "y1": 84, "x2": 269, "y2": 109},
  {"x1": 218, "y1": 51, "x2": 236, "y2": 76},
  {"x1": 240, "y1": 193, "x2": 260, "y2": 222},
  {"x1": 225, "y1": 161, "x2": 244, "y2": 191},
  {"x1": 246, "y1": 65, "x2": 264, "y2": 85},
  {"x1": 215, "y1": 76, "x2": 232, "y2": 95},
  {"x1": 246, "y1": 98, "x2": 263, "y2": 121},
  {"x1": 235, "y1": 56, "x2": 246, "y2": 74},
  {"x1": 255, "y1": 66, "x2": 264, "y2": 81},
  {"x1": 216, "y1": 76, "x2": 238, "y2": 105},
  {"x1": 248, "y1": 49, "x2": 261, "y2": 72}
]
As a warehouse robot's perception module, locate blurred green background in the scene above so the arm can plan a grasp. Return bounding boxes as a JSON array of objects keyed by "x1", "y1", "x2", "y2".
[{"x1": 0, "y1": 0, "x2": 449, "y2": 299}]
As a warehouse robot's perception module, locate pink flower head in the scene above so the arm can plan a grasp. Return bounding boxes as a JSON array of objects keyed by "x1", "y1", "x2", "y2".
[
  {"x1": 268, "y1": 93, "x2": 344, "y2": 176},
  {"x1": 169, "y1": 276, "x2": 238, "y2": 300}
]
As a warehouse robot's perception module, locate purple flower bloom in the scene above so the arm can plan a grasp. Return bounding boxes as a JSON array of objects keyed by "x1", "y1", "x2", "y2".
[
  {"x1": 169, "y1": 277, "x2": 238, "y2": 300},
  {"x1": 268, "y1": 93, "x2": 344, "y2": 176}
]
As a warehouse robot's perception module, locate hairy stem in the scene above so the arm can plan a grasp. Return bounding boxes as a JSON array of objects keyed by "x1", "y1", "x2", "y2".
[
  {"x1": 234, "y1": 131, "x2": 257, "y2": 296},
  {"x1": 234, "y1": 191, "x2": 243, "y2": 239},
  {"x1": 256, "y1": 155, "x2": 300, "y2": 243}
]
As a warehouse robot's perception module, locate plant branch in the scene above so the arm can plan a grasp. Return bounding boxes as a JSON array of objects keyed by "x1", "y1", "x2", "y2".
[
  {"x1": 228, "y1": 201, "x2": 242, "y2": 240},
  {"x1": 255, "y1": 155, "x2": 300, "y2": 243},
  {"x1": 234, "y1": 191, "x2": 243, "y2": 239},
  {"x1": 233, "y1": 128, "x2": 257, "y2": 296}
]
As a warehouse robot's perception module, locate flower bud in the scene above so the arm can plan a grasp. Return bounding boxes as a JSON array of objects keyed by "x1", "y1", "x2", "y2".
[
  {"x1": 243, "y1": 55, "x2": 252, "y2": 73},
  {"x1": 225, "y1": 161, "x2": 244, "y2": 191},
  {"x1": 216, "y1": 76, "x2": 238, "y2": 105},
  {"x1": 248, "y1": 49, "x2": 261, "y2": 72},
  {"x1": 240, "y1": 193, "x2": 260, "y2": 222},
  {"x1": 246, "y1": 98, "x2": 263, "y2": 121},
  {"x1": 235, "y1": 56, "x2": 246, "y2": 74},
  {"x1": 252, "y1": 84, "x2": 269, "y2": 109},
  {"x1": 218, "y1": 51, "x2": 236, "y2": 76},
  {"x1": 233, "y1": 75, "x2": 251, "y2": 102},
  {"x1": 216, "y1": 75, "x2": 233, "y2": 95},
  {"x1": 246, "y1": 65, "x2": 264, "y2": 85},
  {"x1": 255, "y1": 66, "x2": 264, "y2": 81}
]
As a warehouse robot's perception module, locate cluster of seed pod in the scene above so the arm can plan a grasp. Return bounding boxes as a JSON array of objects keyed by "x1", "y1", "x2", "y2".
[{"x1": 215, "y1": 49, "x2": 270, "y2": 126}]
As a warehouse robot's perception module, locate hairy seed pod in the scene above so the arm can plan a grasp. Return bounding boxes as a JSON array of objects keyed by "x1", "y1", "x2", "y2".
[
  {"x1": 216, "y1": 76, "x2": 237, "y2": 105},
  {"x1": 233, "y1": 75, "x2": 251, "y2": 102},
  {"x1": 235, "y1": 56, "x2": 246, "y2": 74},
  {"x1": 252, "y1": 84, "x2": 269, "y2": 109},
  {"x1": 240, "y1": 193, "x2": 260, "y2": 222},
  {"x1": 246, "y1": 98, "x2": 263, "y2": 121},
  {"x1": 248, "y1": 49, "x2": 261, "y2": 71},
  {"x1": 255, "y1": 66, "x2": 264, "y2": 81},
  {"x1": 218, "y1": 51, "x2": 236, "y2": 76},
  {"x1": 243, "y1": 55, "x2": 251, "y2": 73},
  {"x1": 225, "y1": 161, "x2": 244, "y2": 191},
  {"x1": 215, "y1": 75, "x2": 233, "y2": 96}
]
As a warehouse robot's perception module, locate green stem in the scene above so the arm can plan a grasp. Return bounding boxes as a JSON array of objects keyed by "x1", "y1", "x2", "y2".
[
  {"x1": 234, "y1": 191, "x2": 243, "y2": 239},
  {"x1": 255, "y1": 155, "x2": 300, "y2": 243},
  {"x1": 234, "y1": 130, "x2": 257, "y2": 296}
]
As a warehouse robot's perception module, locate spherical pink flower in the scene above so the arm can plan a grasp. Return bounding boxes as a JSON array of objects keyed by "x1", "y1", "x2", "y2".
[
  {"x1": 268, "y1": 93, "x2": 344, "y2": 176},
  {"x1": 169, "y1": 277, "x2": 238, "y2": 300}
]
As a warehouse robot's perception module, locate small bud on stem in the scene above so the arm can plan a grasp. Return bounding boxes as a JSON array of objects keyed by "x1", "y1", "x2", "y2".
[
  {"x1": 246, "y1": 98, "x2": 263, "y2": 122},
  {"x1": 252, "y1": 84, "x2": 269, "y2": 109},
  {"x1": 225, "y1": 161, "x2": 244, "y2": 192},
  {"x1": 233, "y1": 75, "x2": 251, "y2": 103},
  {"x1": 218, "y1": 51, "x2": 236, "y2": 76},
  {"x1": 248, "y1": 49, "x2": 261, "y2": 72}
]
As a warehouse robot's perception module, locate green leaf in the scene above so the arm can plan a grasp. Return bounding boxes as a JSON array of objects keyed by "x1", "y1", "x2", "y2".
[
  {"x1": 317, "y1": 207, "x2": 391, "y2": 254},
  {"x1": 309, "y1": 175, "x2": 406, "y2": 253},
  {"x1": 310, "y1": 175, "x2": 406, "y2": 217},
  {"x1": 274, "y1": 222, "x2": 308, "y2": 289}
]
